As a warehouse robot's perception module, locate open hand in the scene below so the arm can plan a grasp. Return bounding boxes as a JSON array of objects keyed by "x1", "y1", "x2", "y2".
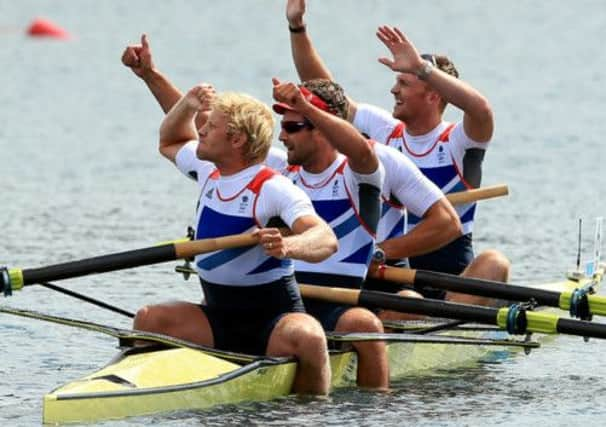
[{"x1": 376, "y1": 26, "x2": 423, "y2": 74}]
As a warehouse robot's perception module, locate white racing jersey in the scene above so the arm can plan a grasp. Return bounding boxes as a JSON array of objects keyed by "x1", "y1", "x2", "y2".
[
  {"x1": 283, "y1": 154, "x2": 384, "y2": 287},
  {"x1": 373, "y1": 143, "x2": 442, "y2": 243},
  {"x1": 354, "y1": 104, "x2": 489, "y2": 235},
  {"x1": 175, "y1": 141, "x2": 315, "y2": 286},
  {"x1": 270, "y1": 145, "x2": 442, "y2": 245}
]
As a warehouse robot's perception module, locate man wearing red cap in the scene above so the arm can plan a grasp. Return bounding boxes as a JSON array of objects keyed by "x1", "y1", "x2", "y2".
[
  {"x1": 285, "y1": 0, "x2": 510, "y2": 301},
  {"x1": 272, "y1": 77, "x2": 390, "y2": 389}
]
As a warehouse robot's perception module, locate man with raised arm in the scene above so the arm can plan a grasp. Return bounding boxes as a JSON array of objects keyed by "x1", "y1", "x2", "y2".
[
  {"x1": 285, "y1": 0, "x2": 510, "y2": 302},
  {"x1": 133, "y1": 85, "x2": 338, "y2": 395},
  {"x1": 271, "y1": 77, "x2": 390, "y2": 389},
  {"x1": 121, "y1": 34, "x2": 287, "y2": 170}
]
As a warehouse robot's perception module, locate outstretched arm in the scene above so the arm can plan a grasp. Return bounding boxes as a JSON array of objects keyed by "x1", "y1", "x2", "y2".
[
  {"x1": 159, "y1": 84, "x2": 213, "y2": 162},
  {"x1": 286, "y1": 0, "x2": 332, "y2": 81},
  {"x1": 121, "y1": 34, "x2": 183, "y2": 114},
  {"x1": 286, "y1": 0, "x2": 358, "y2": 121},
  {"x1": 377, "y1": 26, "x2": 494, "y2": 142},
  {"x1": 273, "y1": 78, "x2": 378, "y2": 174}
]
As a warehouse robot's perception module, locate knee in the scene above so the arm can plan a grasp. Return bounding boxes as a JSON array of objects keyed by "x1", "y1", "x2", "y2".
[
  {"x1": 476, "y1": 249, "x2": 511, "y2": 279},
  {"x1": 479, "y1": 249, "x2": 510, "y2": 270},
  {"x1": 134, "y1": 305, "x2": 152, "y2": 326},
  {"x1": 133, "y1": 305, "x2": 164, "y2": 331},
  {"x1": 338, "y1": 309, "x2": 384, "y2": 334},
  {"x1": 285, "y1": 316, "x2": 328, "y2": 355},
  {"x1": 301, "y1": 326, "x2": 328, "y2": 354}
]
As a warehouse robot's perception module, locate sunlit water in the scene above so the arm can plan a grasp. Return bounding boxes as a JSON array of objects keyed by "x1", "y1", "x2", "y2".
[{"x1": 1, "y1": 1, "x2": 606, "y2": 425}]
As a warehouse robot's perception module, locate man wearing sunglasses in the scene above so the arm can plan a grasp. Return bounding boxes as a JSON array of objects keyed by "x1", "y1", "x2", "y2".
[
  {"x1": 285, "y1": 0, "x2": 510, "y2": 303},
  {"x1": 272, "y1": 77, "x2": 390, "y2": 390}
]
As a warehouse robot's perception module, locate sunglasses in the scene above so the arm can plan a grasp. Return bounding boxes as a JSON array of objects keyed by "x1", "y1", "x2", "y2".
[{"x1": 281, "y1": 120, "x2": 314, "y2": 134}]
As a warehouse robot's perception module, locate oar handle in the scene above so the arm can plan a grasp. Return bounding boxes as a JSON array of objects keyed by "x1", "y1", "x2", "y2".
[
  {"x1": 2, "y1": 232, "x2": 260, "y2": 294},
  {"x1": 369, "y1": 264, "x2": 417, "y2": 284},
  {"x1": 298, "y1": 284, "x2": 361, "y2": 306},
  {"x1": 175, "y1": 233, "x2": 260, "y2": 259},
  {"x1": 446, "y1": 184, "x2": 508, "y2": 205}
]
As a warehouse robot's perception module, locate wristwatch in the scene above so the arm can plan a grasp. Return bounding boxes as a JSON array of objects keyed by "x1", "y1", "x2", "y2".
[
  {"x1": 372, "y1": 247, "x2": 386, "y2": 264},
  {"x1": 416, "y1": 59, "x2": 434, "y2": 80}
]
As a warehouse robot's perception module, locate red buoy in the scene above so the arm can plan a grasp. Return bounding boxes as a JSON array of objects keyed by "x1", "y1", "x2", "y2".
[{"x1": 26, "y1": 18, "x2": 70, "y2": 39}]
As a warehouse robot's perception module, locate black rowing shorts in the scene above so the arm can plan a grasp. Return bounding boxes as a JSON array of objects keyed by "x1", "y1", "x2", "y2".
[{"x1": 198, "y1": 275, "x2": 304, "y2": 355}]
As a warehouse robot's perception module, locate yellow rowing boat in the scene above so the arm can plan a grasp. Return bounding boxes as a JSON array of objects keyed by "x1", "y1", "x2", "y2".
[{"x1": 41, "y1": 265, "x2": 603, "y2": 424}]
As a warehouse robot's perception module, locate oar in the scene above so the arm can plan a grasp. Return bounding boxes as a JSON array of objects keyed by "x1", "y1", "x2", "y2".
[
  {"x1": 299, "y1": 284, "x2": 606, "y2": 340},
  {"x1": 369, "y1": 264, "x2": 606, "y2": 318},
  {"x1": 445, "y1": 184, "x2": 508, "y2": 205},
  {"x1": 325, "y1": 331, "x2": 539, "y2": 349},
  {"x1": 1, "y1": 233, "x2": 259, "y2": 295}
]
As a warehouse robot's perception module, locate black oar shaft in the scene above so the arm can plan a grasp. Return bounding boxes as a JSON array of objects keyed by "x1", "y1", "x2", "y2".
[
  {"x1": 358, "y1": 289, "x2": 498, "y2": 324},
  {"x1": 414, "y1": 270, "x2": 562, "y2": 307},
  {"x1": 299, "y1": 284, "x2": 606, "y2": 341},
  {"x1": 3, "y1": 233, "x2": 260, "y2": 294},
  {"x1": 556, "y1": 318, "x2": 606, "y2": 339},
  {"x1": 21, "y1": 245, "x2": 177, "y2": 286}
]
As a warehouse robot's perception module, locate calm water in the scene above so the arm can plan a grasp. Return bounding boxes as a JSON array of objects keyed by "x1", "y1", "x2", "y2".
[{"x1": 1, "y1": 1, "x2": 605, "y2": 425}]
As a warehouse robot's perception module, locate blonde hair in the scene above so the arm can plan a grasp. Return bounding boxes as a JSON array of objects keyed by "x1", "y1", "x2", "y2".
[{"x1": 212, "y1": 92, "x2": 275, "y2": 164}]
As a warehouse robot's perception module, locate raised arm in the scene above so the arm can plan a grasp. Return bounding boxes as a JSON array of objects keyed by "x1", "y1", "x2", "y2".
[
  {"x1": 272, "y1": 78, "x2": 378, "y2": 174},
  {"x1": 121, "y1": 34, "x2": 183, "y2": 114},
  {"x1": 159, "y1": 85, "x2": 213, "y2": 162},
  {"x1": 285, "y1": 0, "x2": 359, "y2": 121},
  {"x1": 286, "y1": 0, "x2": 331, "y2": 81},
  {"x1": 377, "y1": 26, "x2": 494, "y2": 142}
]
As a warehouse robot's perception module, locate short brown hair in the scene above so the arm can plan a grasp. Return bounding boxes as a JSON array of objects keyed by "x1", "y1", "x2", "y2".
[
  {"x1": 421, "y1": 53, "x2": 459, "y2": 78},
  {"x1": 300, "y1": 79, "x2": 350, "y2": 120}
]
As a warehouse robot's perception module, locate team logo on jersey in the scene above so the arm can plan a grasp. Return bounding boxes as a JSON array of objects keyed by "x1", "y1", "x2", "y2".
[
  {"x1": 332, "y1": 180, "x2": 340, "y2": 197},
  {"x1": 437, "y1": 145, "x2": 446, "y2": 163},
  {"x1": 205, "y1": 188, "x2": 214, "y2": 199},
  {"x1": 238, "y1": 195, "x2": 250, "y2": 213}
]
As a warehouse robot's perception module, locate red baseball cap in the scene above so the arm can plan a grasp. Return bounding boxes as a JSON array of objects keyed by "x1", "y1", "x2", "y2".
[{"x1": 272, "y1": 86, "x2": 336, "y2": 115}]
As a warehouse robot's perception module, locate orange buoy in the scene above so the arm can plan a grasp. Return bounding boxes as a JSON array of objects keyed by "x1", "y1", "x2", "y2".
[{"x1": 26, "y1": 18, "x2": 70, "y2": 39}]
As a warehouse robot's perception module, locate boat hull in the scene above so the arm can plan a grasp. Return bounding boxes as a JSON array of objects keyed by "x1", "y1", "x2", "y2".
[
  {"x1": 43, "y1": 270, "x2": 602, "y2": 424},
  {"x1": 43, "y1": 328, "x2": 508, "y2": 423},
  {"x1": 43, "y1": 347, "x2": 297, "y2": 424}
]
